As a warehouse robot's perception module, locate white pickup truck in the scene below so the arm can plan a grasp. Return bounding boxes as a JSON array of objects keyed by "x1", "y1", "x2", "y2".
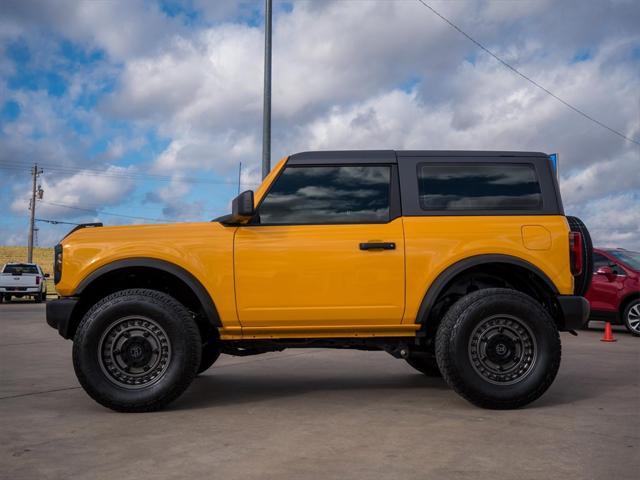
[{"x1": 0, "y1": 263, "x2": 48, "y2": 303}]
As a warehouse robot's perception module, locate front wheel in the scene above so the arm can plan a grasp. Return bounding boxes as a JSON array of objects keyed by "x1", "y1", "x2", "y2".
[
  {"x1": 623, "y1": 300, "x2": 640, "y2": 337},
  {"x1": 436, "y1": 288, "x2": 561, "y2": 409},
  {"x1": 73, "y1": 288, "x2": 202, "y2": 412}
]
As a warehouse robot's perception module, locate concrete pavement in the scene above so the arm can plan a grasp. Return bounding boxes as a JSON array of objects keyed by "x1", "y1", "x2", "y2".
[{"x1": 1, "y1": 302, "x2": 638, "y2": 480}]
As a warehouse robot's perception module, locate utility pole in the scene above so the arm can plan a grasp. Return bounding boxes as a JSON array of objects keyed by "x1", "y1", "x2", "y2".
[
  {"x1": 238, "y1": 161, "x2": 242, "y2": 195},
  {"x1": 27, "y1": 164, "x2": 43, "y2": 263},
  {"x1": 262, "y1": 0, "x2": 272, "y2": 179}
]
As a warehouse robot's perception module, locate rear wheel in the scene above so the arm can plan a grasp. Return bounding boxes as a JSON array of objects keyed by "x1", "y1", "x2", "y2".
[
  {"x1": 623, "y1": 300, "x2": 640, "y2": 337},
  {"x1": 73, "y1": 288, "x2": 201, "y2": 412},
  {"x1": 436, "y1": 288, "x2": 561, "y2": 409}
]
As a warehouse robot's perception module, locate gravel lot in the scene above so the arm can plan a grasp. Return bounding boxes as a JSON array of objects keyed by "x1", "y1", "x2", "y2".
[{"x1": 1, "y1": 302, "x2": 638, "y2": 480}]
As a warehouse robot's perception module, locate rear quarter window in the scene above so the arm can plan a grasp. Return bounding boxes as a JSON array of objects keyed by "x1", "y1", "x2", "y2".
[{"x1": 417, "y1": 163, "x2": 542, "y2": 211}]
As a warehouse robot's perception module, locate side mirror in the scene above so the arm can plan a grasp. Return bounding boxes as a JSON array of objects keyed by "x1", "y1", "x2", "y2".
[
  {"x1": 595, "y1": 266, "x2": 614, "y2": 279},
  {"x1": 44, "y1": 273, "x2": 50, "y2": 278},
  {"x1": 227, "y1": 190, "x2": 255, "y2": 224}
]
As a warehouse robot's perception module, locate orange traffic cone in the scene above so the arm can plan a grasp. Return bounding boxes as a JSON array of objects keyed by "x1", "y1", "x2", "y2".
[{"x1": 601, "y1": 322, "x2": 617, "y2": 342}]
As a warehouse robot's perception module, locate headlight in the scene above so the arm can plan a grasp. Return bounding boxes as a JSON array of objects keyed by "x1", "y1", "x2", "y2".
[{"x1": 54, "y1": 244, "x2": 63, "y2": 284}]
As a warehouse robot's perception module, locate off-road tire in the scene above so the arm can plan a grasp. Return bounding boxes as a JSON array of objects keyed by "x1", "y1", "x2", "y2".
[
  {"x1": 73, "y1": 288, "x2": 201, "y2": 412},
  {"x1": 623, "y1": 299, "x2": 640, "y2": 337},
  {"x1": 406, "y1": 354, "x2": 442, "y2": 377},
  {"x1": 436, "y1": 288, "x2": 561, "y2": 409},
  {"x1": 567, "y1": 216, "x2": 593, "y2": 296},
  {"x1": 197, "y1": 339, "x2": 221, "y2": 374}
]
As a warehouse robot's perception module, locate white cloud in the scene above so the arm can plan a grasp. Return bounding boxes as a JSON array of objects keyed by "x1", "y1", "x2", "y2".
[
  {"x1": 1, "y1": 0, "x2": 182, "y2": 59},
  {"x1": 568, "y1": 193, "x2": 640, "y2": 249},
  {"x1": 10, "y1": 166, "x2": 136, "y2": 220}
]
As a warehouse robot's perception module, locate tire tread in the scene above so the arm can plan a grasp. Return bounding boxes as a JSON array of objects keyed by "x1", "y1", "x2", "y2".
[
  {"x1": 435, "y1": 288, "x2": 561, "y2": 409},
  {"x1": 73, "y1": 288, "x2": 201, "y2": 412}
]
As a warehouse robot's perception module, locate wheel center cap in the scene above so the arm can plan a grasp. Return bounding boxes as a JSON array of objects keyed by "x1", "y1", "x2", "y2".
[
  {"x1": 121, "y1": 337, "x2": 153, "y2": 368},
  {"x1": 130, "y1": 345, "x2": 143, "y2": 359},
  {"x1": 486, "y1": 334, "x2": 515, "y2": 365}
]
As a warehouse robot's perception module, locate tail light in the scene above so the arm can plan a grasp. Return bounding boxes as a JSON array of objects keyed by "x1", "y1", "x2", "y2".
[
  {"x1": 35, "y1": 276, "x2": 40, "y2": 285},
  {"x1": 569, "y1": 231, "x2": 583, "y2": 276}
]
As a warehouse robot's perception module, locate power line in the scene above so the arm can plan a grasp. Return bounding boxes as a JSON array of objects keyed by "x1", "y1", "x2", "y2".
[
  {"x1": 0, "y1": 162, "x2": 258, "y2": 187},
  {"x1": 415, "y1": 0, "x2": 640, "y2": 147},
  {"x1": 35, "y1": 218, "x2": 81, "y2": 226},
  {"x1": 39, "y1": 200, "x2": 180, "y2": 223}
]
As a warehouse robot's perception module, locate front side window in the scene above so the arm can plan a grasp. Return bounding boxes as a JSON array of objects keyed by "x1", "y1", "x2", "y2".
[
  {"x1": 417, "y1": 163, "x2": 542, "y2": 211},
  {"x1": 593, "y1": 253, "x2": 626, "y2": 275},
  {"x1": 257, "y1": 165, "x2": 391, "y2": 224},
  {"x1": 607, "y1": 250, "x2": 640, "y2": 271},
  {"x1": 593, "y1": 253, "x2": 610, "y2": 271}
]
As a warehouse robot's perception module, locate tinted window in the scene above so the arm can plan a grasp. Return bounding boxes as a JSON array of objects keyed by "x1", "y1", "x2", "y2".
[
  {"x1": 593, "y1": 253, "x2": 625, "y2": 275},
  {"x1": 258, "y1": 165, "x2": 391, "y2": 224},
  {"x1": 607, "y1": 250, "x2": 640, "y2": 270},
  {"x1": 417, "y1": 163, "x2": 542, "y2": 211},
  {"x1": 3, "y1": 264, "x2": 38, "y2": 274},
  {"x1": 593, "y1": 253, "x2": 610, "y2": 271}
]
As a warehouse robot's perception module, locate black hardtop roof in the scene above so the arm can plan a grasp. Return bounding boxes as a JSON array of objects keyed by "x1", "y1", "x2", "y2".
[{"x1": 288, "y1": 150, "x2": 549, "y2": 165}]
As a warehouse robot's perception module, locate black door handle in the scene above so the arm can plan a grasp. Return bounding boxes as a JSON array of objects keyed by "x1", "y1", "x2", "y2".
[{"x1": 359, "y1": 242, "x2": 396, "y2": 251}]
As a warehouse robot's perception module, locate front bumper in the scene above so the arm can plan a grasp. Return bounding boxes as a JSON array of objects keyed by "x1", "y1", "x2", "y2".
[
  {"x1": 46, "y1": 298, "x2": 79, "y2": 339},
  {"x1": 557, "y1": 295, "x2": 590, "y2": 330}
]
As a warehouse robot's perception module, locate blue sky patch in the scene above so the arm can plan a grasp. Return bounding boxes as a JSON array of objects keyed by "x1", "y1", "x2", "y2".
[
  {"x1": 159, "y1": 0, "x2": 200, "y2": 23},
  {"x1": 6, "y1": 39, "x2": 30, "y2": 64},
  {"x1": 1, "y1": 100, "x2": 21, "y2": 122},
  {"x1": 571, "y1": 48, "x2": 593, "y2": 63},
  {"x1": 60, "y1": 40, "x2": 104, "y2": 65},
  {"x1": 400, "y1": 75, "x2": 422, "y2": 93}
]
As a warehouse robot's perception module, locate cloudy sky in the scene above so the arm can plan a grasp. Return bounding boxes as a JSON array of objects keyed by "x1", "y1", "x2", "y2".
[{"x1": 0, "y1": 0, "x2": 638, "y2": 248}]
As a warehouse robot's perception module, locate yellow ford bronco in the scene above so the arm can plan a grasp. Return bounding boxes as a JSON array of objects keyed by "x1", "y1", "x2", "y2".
[{"x1": 47, "y1": 151, "x2": 592, "y2": 412}]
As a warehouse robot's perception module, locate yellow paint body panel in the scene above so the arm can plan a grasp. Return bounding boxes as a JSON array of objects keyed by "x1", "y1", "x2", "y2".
[
  {"x1": 234, "y1": 219, "x2": 406, "y2": 327},
  {"x1": 401, "y1": 216, "x2": 573, "y2": 324},
  {"x1": 56, "y1": 163, "x2": 573, "y2": 340},
  {"x1": 521, "y1": 225, "x2": 552, "y2": 250},
  {"x1": 56, "y1": 222, "x2": 240, "y2": 328}
]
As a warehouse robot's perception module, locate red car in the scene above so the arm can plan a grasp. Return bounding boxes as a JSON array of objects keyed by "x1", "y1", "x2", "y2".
[{"x1": 585, "y1": 248, "x2": 640, "y2": 336}]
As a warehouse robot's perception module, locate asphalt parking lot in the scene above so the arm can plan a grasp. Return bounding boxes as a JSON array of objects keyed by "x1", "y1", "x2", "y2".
[{"x1": 1, "y1": 302, "x2": 638, "y2": 480}]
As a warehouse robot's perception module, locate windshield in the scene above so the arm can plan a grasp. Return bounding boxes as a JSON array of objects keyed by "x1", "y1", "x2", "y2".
[
  {"x1": 607, "y1": 250, "x2": 640, "y2": 270},
  {"x1": 2, "y1": 264, "x2": 39, "y2": 275}
]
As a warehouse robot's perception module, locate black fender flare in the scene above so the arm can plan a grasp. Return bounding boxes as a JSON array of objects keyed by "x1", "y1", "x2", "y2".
[
  {"x1": 416, "y1": 254, "x2": 559, "y2": 324},
  {"x1": 74, "y1": 258, "x2": 221, "y2": 327}
]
